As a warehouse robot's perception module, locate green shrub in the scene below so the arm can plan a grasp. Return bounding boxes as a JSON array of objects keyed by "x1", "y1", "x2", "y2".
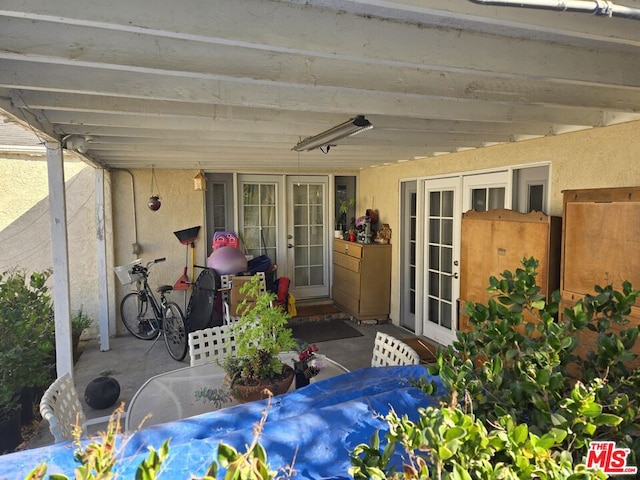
[
  {"x1": 350, "y1": 257, "x2": 640, "y2": 478},
  {"x1": 0, "y1": 269, "x2": 55, "y2": 418}
]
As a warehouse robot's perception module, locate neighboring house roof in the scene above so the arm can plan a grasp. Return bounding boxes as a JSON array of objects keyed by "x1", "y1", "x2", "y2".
[{"x1": 0, "y1": 121, "x2": 46, "y2": 156}]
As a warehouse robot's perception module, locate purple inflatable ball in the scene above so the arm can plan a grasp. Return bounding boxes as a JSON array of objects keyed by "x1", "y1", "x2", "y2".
[{"x1": 207, "y1": 246, "x2": 248, "y2": 274}]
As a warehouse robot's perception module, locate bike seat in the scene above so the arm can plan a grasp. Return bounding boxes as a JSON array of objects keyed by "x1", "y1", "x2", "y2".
[{"x1": 156, "y1": 285, "x2": 173, "y2": 294}]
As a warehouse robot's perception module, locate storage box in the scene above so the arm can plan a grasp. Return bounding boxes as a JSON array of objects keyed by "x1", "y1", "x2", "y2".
[
  {"x1": 229, "y1": 276, "x2": 256, "y2": 316},
  {"x1": 225, "y1": 272, "x2": 267, "y2": 317}
]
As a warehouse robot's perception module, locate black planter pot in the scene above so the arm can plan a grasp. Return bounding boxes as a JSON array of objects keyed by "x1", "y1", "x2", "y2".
[
  {"x1": 295, "y1": 371, "x2": 310, "y2": 389},
  {"x1": 84, "y1": 376, "x2": 121, "y2": 410},
  {"x1": 0, "y1": 406, "x2": 23, "y2": 454},
  {"x1": 19, "y1": 387, "x2": 34, "y2": 425}
]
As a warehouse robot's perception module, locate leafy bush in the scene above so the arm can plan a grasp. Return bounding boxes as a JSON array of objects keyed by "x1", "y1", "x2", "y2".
[
  {"x1": 0, "y1": 269, "x2": 55, "y2": 418},
  {"x1": 350, "y1": 257, "x2": 640, "y2": 478}
]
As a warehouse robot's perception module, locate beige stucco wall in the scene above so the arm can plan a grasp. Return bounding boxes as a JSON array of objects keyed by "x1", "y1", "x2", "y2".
[
  {"x1": 111, "y1": 168, "x2": 207, "y2": 333},
  {"x1": 0, "y1": 157, "x2": 100, "y2": 337},
  {"x1": 359, "y1": 120, "x2": 640, "y2": 326}
]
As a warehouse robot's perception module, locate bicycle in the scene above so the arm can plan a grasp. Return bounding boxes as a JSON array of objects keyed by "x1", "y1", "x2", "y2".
[{"x1": 118, "y1": 257, "x2": 188, "y2": 361}]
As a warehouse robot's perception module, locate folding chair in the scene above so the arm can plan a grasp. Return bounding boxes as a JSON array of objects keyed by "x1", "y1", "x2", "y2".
[
  {"x1": 371, "y1": 331, "x2": 420, "y2": 367},
  {"x1": 188, "y1": 324, "x2": 238, "y2": 367},
  {"x1": 40, "y1": 374, "x2": 114, "y2": 443}
]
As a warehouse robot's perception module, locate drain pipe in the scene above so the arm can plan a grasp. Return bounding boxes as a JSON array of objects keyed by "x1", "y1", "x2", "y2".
[
  {"x1": 122, "y1": 169, "x2": 141, "y2": 256},
  {"x1": 469, "y1": 0, "x2": 640, "y2": 20}
]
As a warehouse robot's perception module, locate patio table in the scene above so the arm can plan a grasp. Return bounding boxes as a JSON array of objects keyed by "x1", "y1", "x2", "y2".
[
  {"x1": 125, "y1": 351, "x2": 349, "y2": 431},
  {"x1": 0, "y1": 365, "x2": 442, "y2": 479}
]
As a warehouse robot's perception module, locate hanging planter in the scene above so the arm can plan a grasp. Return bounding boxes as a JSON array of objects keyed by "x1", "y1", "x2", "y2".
[{"x1": 148, "y1": 166, "x2": 162, "y2": 211}]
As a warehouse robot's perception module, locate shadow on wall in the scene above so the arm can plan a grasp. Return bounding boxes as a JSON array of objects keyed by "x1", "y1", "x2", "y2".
[{"x1": 0, "y1": 160, "x2": 99, "y2": 332}]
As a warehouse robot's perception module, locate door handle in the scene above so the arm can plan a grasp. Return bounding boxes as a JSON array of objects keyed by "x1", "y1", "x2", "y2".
[
  {"x1": 287, "y1": 243, "x2": 295, "y2": 249},
  {"x1": 443, "y1": 272, "x2": 459, "y2": 279}
]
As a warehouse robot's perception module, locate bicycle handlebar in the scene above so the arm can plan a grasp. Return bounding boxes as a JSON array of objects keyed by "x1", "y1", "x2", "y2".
[
  {"x1": 145, "y1": 257, "x2": 166, "y2": 268},
  {"x1": 131, "y1": 257, "x2": 167, "y2": 275}
]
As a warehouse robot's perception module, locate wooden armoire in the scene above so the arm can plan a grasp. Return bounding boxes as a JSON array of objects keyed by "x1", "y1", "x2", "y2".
[
  {"x1": 561, "y1": 187, "x2": 640, "y2": 367},
  {"x1": 459, "y1": 209, "x2": 562, "y2": 331}
]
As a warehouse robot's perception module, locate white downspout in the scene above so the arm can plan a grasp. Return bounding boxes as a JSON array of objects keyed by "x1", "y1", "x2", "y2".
[{"x1": 469, "y1": 0, "x2": 640, "y2": 20}]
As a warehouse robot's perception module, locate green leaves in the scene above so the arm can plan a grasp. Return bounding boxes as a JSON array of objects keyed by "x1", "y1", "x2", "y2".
[{"x1": 351, "y1": 257, "x2": 640, "y2": 479}]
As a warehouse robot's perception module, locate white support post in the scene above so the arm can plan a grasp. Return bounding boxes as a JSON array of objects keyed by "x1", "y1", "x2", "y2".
[
  {"x1": 95, "y1": 169, "x2": 110, "y2": 351},
  {"x1": 45, "y1": 141, "x2": 73, "y2": 378}
]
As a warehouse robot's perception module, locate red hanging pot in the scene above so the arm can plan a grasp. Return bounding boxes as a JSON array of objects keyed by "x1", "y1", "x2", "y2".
[{"x1": 148, "y1": 195, "x2": 161, "y2": 211}]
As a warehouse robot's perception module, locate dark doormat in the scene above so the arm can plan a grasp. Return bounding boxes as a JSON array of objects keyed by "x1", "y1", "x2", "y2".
[
  {"x1": 294, "y1": 303, "x2": 342, "y2": 317},
  {"x1": 400, "y1": 337, "x2": 438, "y2": 364},
  {"x1": 289, "y1": 318, "x2": 363, "y2": 343}
]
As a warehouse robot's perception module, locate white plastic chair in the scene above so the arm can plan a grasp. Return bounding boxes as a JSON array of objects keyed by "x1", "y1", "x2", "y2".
[
  {"x1": 40, "y1": 373, "x2": 113, "y2": 443},
  {"x1": 371, "y1": 331, "x2": 420, "y2": 367},
  {"x1": 188, "y1": 324, "x2": 238, "y2": 366}
]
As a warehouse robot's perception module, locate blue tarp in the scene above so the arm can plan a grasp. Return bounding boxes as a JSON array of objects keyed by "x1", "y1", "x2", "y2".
[{"x1": 0, "y1": 365, "x2": 442, "y2": 479}]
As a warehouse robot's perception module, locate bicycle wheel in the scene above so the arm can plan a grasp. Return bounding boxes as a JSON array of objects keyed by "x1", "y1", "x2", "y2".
[
  {"x1": 120, "y1": 291, "x2": 160, "y2": 340},
  {"x1": 163, "y1": 302, "x2": 188, "y2": 361}
]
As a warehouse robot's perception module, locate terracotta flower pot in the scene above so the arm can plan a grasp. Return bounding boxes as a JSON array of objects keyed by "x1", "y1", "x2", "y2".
[{"x1": 229, "y1": 365, "x2": 294, "y2": 403}]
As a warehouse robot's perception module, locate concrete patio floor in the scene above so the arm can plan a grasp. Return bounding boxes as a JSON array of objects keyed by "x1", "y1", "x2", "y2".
[{"x1": 23, "y1": 319, "x2": 419, "y2": 450}]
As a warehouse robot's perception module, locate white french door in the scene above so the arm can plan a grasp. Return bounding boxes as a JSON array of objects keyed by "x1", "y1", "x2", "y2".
[
  {"x1": 422, "y1": 177, "x2": 461, "y2": 346},
  {"x1": 286, "y1": 176, "x2": 330, "y2": 299},
  {"x1": 237, "y1": 175, "x2": 330, "y2": 300}
]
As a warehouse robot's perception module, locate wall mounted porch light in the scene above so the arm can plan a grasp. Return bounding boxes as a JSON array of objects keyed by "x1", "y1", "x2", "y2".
[
  {"x1": 292, "y1": 115, "x2": 373, "y2": 152},
  {"x1": 193, "y1": 169, "x2": 206, "y2": 191}
]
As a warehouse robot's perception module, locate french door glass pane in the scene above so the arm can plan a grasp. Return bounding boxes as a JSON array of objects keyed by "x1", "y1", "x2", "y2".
[
  {"x1": 472, "y1": 189, "x2": 486, "y2": 211},
  {"x1": 442, "y1": 219, "x2": 453, "y2": 245},
  {"x1": 442, "y1": 191, "x2": 454, "y2": 217},
  {"x1": 428, "y1": 298, "x2": 439, "y2": 324},
  {"x1": 528, "y1": 184, "x2": 544, "y2": 212},
  {"x1": 293, "y1": 183, "x2": 325, "y2": 288},
  {"x1": 242, "y1": 183, "x2": 277, "y2": 262},
  {"x1": 429, "y1": 219, "x2": 440, "y2": 243},
  {"x1": 430, "y1": 192, "x2": 440, "y2": 216},
  {"x1": 488, "y1": 188, "x2": 505, "y2": 210},
  {"x1": 429, "y1": 245, "x2": 439, "y2": 270},
  {"x1": 427, "y1": 188, "x2": 455, "y2": 333},
  {"x1": 441, "y1": 303, "x2": 452, "y2": 329}
]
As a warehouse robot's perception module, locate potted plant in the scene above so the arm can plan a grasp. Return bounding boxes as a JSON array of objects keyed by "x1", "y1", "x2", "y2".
[
  {"x1": 292, "y1": 342, "x2": 326, "y2": 389},
  {"x1": 72, "y1": 306, "x2": 93, "y2": 360},
  {"x1": 222, "y1": 275, "x2": 297, "y2": 402},
  {"x1": 336, "y1": 197, "x2": 355, "y2": 233}
]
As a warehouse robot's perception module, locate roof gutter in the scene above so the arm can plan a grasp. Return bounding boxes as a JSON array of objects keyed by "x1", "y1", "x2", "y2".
[{"x1": 468, "y1": 0, "x2": 640, "y2": 20}]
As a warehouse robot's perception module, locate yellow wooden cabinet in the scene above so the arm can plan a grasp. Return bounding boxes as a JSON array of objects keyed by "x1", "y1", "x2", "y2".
[{"x1": 332, "y1": 239, "x2": 391, "y2": 322}]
